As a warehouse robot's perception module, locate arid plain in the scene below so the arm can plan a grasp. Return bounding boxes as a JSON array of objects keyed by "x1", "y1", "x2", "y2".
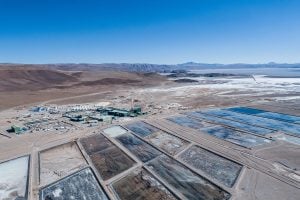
[{"x1": 0, "y1": 64, "x2": 299, "y2": 200}]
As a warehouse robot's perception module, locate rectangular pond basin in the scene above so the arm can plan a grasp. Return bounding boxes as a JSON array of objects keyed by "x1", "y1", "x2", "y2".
[
  {"x1": 200, "y1": 126, "x2": 271, "y2": 148},
  {"x1": 39, "y1": 142, "x2": 87, "y2": 186},
  {"x1": 226, "y1": 106, "x2": 300, "y2": 124},
  {"x1": 187, "y1": 112, "x2": 274, "y2": 136},
  {"x1": 225, "y1": 107, "x2": 266, "y2": 115},
  {"x1": 273, "y1": 135, "x2": 300, "y2": 146},
  {"x1": 115, "y1": 132, "x2": 162, "y2": 162},
  {"x1": 124, "y1": 122, "x2": 190, "y2": 155},
  {"x1": 40, "y1": 168, "x2": 108, "y2": 200},
  {"x1": 111, "y1": 168, "x2": 177, "y2": 200},
  {"x1": 103, "y1": 125, "x2": 127, "y2": 137},
  {"x1": 0, "y1": 156, "x2": 30, "y2": 200},
  {"x1": 255, "y1": 112, "x2": 300, "y2": 124},
  {"x1": 125, "y1": 121, "x2": 159, "y2": 137},
  {"x1": 144, "y1": 131, "x2": 190, "y2": 156},
  {"x1": 80, "y1": 134, "x2": 135, "y2": 180},
  {"x1": 202, "y1": 109, "x2": 300, "y2": 137},
  {"x1": 147, "y1": 155, "x2": 231, "y2": 200},
  {"x1": 167, "y1": 116, "x2": 213, "y2": 130},
  {"x1": 179, "y1": 145, "x2": 242, "y2": 187}
]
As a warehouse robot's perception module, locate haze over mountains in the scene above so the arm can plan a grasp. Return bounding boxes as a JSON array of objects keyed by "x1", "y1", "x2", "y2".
[
  {"x1": 1, "y1": 61, "x2": 300, "y2": 110},
  {"x1": 1, "y1": 62, "x2": 300, "y2": 73}
]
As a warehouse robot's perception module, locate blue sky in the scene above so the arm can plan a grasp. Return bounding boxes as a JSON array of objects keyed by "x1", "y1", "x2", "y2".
[{"x1": 0, "y1": 0, "x2": 299, "y2": 64}]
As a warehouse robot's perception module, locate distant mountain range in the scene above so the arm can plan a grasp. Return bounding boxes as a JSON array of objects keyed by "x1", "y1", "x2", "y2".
[
  {"x1": 177, "y1": 62, "x2": 300, "y2": 69},
  {"x1": 1, "y1": 62, "x2": 300, "y2": 73}
]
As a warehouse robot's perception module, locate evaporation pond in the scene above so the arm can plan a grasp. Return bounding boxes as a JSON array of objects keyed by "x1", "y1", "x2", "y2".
[
  {"x1": 40, "y1": 168, "x2": 108, "y2": 200},
  {"x1": 200, "y1": 126, "x2": 271, "y2": 148},
  {"x1": 111, "y1": 168, "x2": 177, "y2": 200},
  {"x1": 0, "y1": 156, "x2": 29, "y2": 200},
  {"x1": 80, "y1": 134, "x2": 135, "y2": 180},
  {"x1": 255, "y1": 112, "x2": 300, "y2": 124},
  {"x1": 274, "y1": 135, "x2": 300, "y2": 146},
  {"x1": 167, "y1": 116, "x2": 213, "y2": 129},
  {"x1": 179, "y1": 145, "x2": 242, "y2": 187},
  {"x1": 144, "y1": 130, "x2": 190, "y2": 155},
  {"x1": 147, "y1": 155, "x2": 230, "y2": 200},
  {"x1": 103, "y1": 125, "x2": 127, "y2": 137},
  {"x1": 39, "y1": 142, "x2": 87, "y2": 186},
  {"x1": 206, "y1": 109, "x2": 300, "y2": 137},
  {"x1": 227, "y1": 106, "x2": 300, "y2": 123},
  {"x1": 115, "y1": 132, "x2": 162, "y2": 162},
  {"x1": 125, "y1": 121, "x2": 159, "y2": 137},
  {"x1": 226, "y1": 107, "x2": 266, "y2": 115},
  {"x1": 187, "y1": 112, "x2": 274, "y2": 136}
]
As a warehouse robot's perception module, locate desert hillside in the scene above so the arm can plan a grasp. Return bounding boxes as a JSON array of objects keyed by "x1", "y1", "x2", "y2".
[{"x1": 0, "y1": 65, "x2": 167, "y2": 110}]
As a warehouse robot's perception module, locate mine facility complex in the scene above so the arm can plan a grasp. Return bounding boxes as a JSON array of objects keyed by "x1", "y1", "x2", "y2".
[
  {"x1": 1, "y1": 0, "x2": 300, "y2": 198},
  {"x1": 0, "y1": 102, "x2": 299, "y2": 200},
  {"x1": 4, "y1": 104, "x2": 144, "y2": 135}
]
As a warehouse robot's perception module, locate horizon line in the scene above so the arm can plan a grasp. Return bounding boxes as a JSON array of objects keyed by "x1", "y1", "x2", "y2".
[{"x1": 1, "y1": 61, "x2": 300, "y2": 66}]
